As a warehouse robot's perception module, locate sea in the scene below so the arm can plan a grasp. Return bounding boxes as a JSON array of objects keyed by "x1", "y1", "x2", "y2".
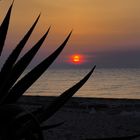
[{"x1": 25, "y1": 68, "x2": 140, "y2": 99}]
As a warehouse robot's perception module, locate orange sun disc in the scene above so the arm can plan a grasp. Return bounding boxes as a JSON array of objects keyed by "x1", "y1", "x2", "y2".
[
  {"x1": 70, "y1": 54, "x2": 84, "y2": 64},
  {"x1": 73, "y1": 55, "x2": 80, "y2": 62}
]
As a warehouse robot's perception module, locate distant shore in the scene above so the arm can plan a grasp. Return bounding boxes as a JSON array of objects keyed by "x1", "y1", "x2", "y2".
[
  {"x1": 19, "y1": 96, "x2": 140, "y2": 140},
  {"x1": 20, "y1": 95, "x2": 140, "y2": 104}
]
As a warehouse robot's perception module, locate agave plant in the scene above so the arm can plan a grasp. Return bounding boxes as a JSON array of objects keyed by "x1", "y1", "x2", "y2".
[{"x1": 0, "y1": 2, "x2": 96, "y2": 140}]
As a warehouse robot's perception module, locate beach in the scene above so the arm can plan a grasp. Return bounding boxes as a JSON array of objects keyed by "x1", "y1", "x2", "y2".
[{"x1": 19, "y1": 96, "x2": 140, "y2": 140}]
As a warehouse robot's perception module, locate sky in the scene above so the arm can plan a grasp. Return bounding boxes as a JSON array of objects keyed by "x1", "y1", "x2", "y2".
[{"x1": 0, "y1": 0, "x2": 140, "y2": 68}]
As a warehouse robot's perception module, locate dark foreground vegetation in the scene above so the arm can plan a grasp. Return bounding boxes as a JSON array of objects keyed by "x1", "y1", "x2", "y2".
[
  {"x1": 0, "y1": 2, "x2": 95, "y2": 140},
  {"x1": 0, "y1": 2, "x2": 139, "y2": 140}
]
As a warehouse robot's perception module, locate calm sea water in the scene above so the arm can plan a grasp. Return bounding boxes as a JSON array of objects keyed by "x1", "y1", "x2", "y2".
[{"x1": 25, "y1": 68, "x2": 140, "y2": 99}]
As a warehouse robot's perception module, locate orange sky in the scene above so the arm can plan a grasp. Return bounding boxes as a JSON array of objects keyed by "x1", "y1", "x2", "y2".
[{"x1": 0, "y1": 0, "x2": 140, "y2": 68}]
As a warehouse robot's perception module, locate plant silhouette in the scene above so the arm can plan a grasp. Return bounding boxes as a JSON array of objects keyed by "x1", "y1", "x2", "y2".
[{"x1": 0, "y1": 2, "x2": 95, "y2": 140}]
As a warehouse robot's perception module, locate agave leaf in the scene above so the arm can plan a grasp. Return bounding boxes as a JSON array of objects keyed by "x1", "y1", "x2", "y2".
[
  {"x1": 0, "y1": 27, "x2": 50, "y2": 103},
  {"x1": 0, "y1": 2, "x2": 13, "y2": 56},
  {"x1": 6, "y1": 31, "x2": 72, "y2": 103},
  {"x1": 12, "y1": 26, "x2": 50, "y2": 80},
  {"x1": 0, "y1": 14, "x2": 40, "y2": 90},
  {"x1": 14, "y1": 112, "x2": 43, "y2": 139},
  {"x1": 15, "y1": 111, "x2": 44, "y2": 140},
  {"x1": 14, "y1": 66, "x2": 95, "y2": 136},
  {"x1": 36, "y1": 66, "x2": 96, "y2": 123},
  {"x1": 16, "y1": 111, "x2": 40, "y2": 129},
  {"x1": 41, "y1": 121, "x2": 65, "y2": 130}
]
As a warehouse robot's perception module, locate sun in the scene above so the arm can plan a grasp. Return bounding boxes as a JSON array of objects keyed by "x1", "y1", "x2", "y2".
[
  {"x1": 73, "y1": 55, "x2": 80, "y2": 62},
  {"x1": 70, "y1": 54, "x2": 84, "y2": 64}
]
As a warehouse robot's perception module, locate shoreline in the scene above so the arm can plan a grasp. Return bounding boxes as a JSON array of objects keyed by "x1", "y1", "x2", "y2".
[
  {"x1": 20, "y1": 95, "x2": 140, "y2": 102},
  {"x1": 19, "y1": 95, "x2": 140, "y2": 108}
]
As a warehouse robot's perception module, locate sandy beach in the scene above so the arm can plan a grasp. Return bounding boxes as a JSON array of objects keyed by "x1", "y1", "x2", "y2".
[{"x1": 18, "y1": 96, "x2": 140, "y2": 140}]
